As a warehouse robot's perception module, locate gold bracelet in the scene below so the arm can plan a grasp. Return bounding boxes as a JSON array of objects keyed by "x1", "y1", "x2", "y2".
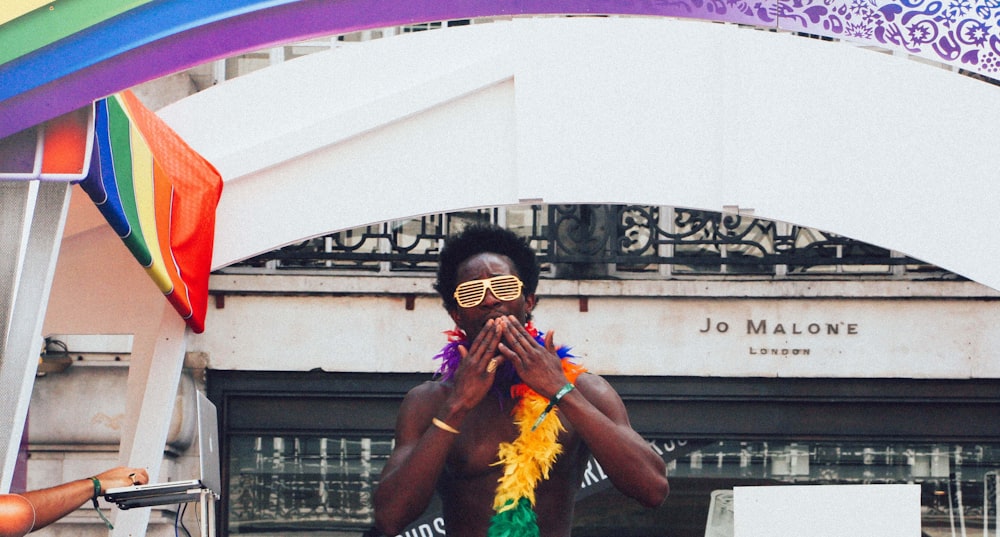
[{"x1": 431, "y1": 417, "x2": 460, "y2": 434}]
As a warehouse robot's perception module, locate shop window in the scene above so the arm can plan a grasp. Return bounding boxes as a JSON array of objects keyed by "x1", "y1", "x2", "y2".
[
  {"x1": 209, "y1": 373, "x2": 1000, "y2": 536},
  {"x1": 227, "y1": 435, "x2": 393, "y2": 533},
  {"x1": 615, "y1": 439, "x2": 1000, "y2": 537},
  {"x1": 221, "y1": 435, "x2": 1000, "y2": 536}
]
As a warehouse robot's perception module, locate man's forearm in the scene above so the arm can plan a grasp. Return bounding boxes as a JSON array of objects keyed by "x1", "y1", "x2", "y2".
[
  {"x1": 557, "y1": 386, "x2": 669, "y2": 507},
  {"x1": 21, "y1": 478, "x2": 95, "y2": 530}
]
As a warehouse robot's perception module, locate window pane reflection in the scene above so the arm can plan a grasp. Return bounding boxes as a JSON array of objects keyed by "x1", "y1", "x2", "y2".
[{"x1": 227, "y1": 435, "x2": 392, "y2": 534}]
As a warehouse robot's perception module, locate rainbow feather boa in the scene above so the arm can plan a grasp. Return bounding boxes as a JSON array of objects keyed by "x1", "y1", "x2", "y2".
[{"x1": 434, "y1": 322, "x2": 586, "y2": 537}]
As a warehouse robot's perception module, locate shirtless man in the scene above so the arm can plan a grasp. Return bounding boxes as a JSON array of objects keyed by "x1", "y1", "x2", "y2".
[{"x1": 374, "y1": 224, "x2": 668, "y2": 537}]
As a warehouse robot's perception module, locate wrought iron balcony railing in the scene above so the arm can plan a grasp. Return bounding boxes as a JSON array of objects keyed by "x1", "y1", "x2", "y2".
[{"x1": 221, "y1": 205, "x2": 953, "y2": 279}]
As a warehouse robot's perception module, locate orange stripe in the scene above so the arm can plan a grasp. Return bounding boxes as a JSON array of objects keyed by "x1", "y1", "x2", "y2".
[{"x1": 153, "y1": 160, "x2": 193, "y2": 318}]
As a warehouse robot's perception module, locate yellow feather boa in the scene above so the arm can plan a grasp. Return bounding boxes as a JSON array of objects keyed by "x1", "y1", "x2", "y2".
[{"x1": 489, "y1": 355, "x2": 586, "y2": 536}]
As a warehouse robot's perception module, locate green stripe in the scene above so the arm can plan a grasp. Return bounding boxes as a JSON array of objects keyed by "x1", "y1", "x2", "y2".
[
  {"x1": 106, "y1": 96, "x2": 152, "y2": 267},
  {"x1": 0, "y1": 0, "x2": 152, "y2": 66}
]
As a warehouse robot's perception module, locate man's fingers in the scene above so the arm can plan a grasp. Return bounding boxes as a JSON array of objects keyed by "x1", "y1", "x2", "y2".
[
  {"x1": 467, "y1": 319, "x2": 499, "y2": 355},
  {"x1": 501, "y1": 316, "x2": 537, "y2": 354}
]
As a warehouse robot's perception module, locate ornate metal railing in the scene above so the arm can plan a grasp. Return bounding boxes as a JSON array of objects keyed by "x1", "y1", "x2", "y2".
[{"x1": 222, "y1": 204, "x2": 951, "y2": 278}]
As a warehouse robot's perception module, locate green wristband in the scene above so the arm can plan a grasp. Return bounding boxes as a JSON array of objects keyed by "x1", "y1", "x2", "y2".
[
  {"x1": 551, "y1": 383, "x2": 575, "y2": 404},
  {"x1": 89, "y1": 477, "x2": 114, "y2": 530},
  {"x1": 531, "y1": 383, "x2": 575, "y2": 431}
]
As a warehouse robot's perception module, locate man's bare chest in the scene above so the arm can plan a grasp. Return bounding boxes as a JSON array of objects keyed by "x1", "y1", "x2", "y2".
[
  {"x1": 445, "y1": 400, "x2": 518, "y2": 478},
  {"x1": 444, "y1": 399, "x2": 582, "y2": 480}
]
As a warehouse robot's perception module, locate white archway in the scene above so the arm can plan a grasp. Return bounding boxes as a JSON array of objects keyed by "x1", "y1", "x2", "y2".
[{"x1": 158, "y1": 17, "x2": 1000, "y2": 289}]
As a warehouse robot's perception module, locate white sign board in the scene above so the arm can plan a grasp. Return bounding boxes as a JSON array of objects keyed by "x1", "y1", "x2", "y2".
[{"x1": 734, "y1": 484, "x2": 921, "y2": 537}]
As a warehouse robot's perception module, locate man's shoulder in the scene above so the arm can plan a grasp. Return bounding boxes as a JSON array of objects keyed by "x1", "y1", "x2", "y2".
[
  {"x1": 573, "y1": 371, "x2": 618, "y2": 398},
  {"x1": 573, "y1": 370, "x2": 605, "y2": 385},
  {"x1": 403, "y1": 378, "x2": 451, "y2": 401}
]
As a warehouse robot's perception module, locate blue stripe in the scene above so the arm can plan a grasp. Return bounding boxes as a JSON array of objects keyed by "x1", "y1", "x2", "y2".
[{"x1": 87, "y1": 98, "x2": 132, "y2": 238}]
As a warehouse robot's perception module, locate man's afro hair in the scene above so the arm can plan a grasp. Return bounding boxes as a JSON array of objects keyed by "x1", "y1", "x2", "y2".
[{"x1": 434, "y1": 224, "x2": 540, "y2": 310}]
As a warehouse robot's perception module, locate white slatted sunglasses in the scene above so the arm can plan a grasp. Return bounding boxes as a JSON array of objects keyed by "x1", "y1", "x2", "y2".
[{"x1": 453, "y1": 275, "x2": 524, "y2": 308}]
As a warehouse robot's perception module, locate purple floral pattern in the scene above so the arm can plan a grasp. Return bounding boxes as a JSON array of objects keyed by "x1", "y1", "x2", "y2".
[
  {"x1": 790, "y1": 0, "x2": 998, "y2": 72},
  {"x1": 671, "y1": 0, "x2": 1000, "y2": 78},
  {"x1": 598, "y1": 0, "x2": 1000, "y2": 79}
]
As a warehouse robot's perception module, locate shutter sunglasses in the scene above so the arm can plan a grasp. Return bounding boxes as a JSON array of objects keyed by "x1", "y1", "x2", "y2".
[{"x1": 453, "y1": 275, "x2": 524, "y2": 308}]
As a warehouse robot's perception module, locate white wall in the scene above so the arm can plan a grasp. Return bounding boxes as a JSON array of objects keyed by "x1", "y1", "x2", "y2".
[{"x1": 190, "y1": 276, "x2": 1000, "y2": 378}]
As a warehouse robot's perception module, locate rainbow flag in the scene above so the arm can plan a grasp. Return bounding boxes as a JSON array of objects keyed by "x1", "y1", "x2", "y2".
[{"x1": 78, "y1": 91, "x2": 222, "y2": 333}]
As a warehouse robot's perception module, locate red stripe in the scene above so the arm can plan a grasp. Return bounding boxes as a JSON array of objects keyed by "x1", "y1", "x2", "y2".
[{"x1": 41, "y1": 108, "x2": 90, "y2": 175}]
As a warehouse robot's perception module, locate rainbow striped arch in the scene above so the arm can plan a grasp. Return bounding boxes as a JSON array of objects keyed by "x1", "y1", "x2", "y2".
[{"x1": 2, "y1": 0, "x2": 999, "y2": 140}]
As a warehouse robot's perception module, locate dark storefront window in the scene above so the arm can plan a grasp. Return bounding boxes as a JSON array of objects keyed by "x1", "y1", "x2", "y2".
[
  {"x1": 209, "y1": 373, "x2": 1000, "y2": 537},
  {"x1": 220, "y1": 435, "x2": 1000, "y2": 536}
]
